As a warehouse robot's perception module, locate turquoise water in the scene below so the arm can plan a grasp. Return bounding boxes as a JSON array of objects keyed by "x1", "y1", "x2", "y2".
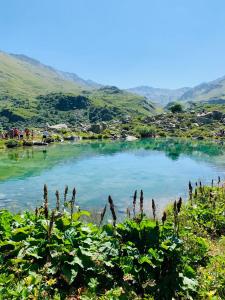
[{"x1": 0, "y1": 138, "x2": 225, "y2": 214}]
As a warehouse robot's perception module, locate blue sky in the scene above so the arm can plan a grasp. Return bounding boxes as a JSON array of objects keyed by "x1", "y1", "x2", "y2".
[{"x1": 1, "y1": 0, "x2": 225, "y2": 88}]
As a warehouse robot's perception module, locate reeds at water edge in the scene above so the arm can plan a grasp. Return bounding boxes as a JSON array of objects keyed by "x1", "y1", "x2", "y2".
[
  {"x1": 35, "y1": 207, "x2": 38, "y2": 221},
  {"x1": 99, "y1": 204, "x2": 107, "y2": 225},
  {"x1": 189, "y1": 181, "x2": 193, "y2": 205},
  {"x1": 70, "y1": 187, "x2": 76, "y2": 222},
  {"x1": 64, "y1": 185, "x2": 68, "y2": 204},
  {"x1": 35, "y1": 176, "x2": 221, "y2": 232},
  {"x1": 55, "y1": 190, "x2": 60, "y2": 211},
  {"x1": 140, "y1": 190, "x2": 144, "y2": 216},
  {"x1": 108, "y1": 195, "x2": 117, "y2": 226},
  {"x1": 43, "y1": 184, "x2": 48, "y2": 218},
  {"x1": 162, "y1": 211, "x2": 167, "y2": 225},
  {"x1": 173, "y1": 197, "x2": 182, "y2": 235},
  {"x1": 218, "y1": 176, "x2": 221, "y2": 187},
  {"x1": 133, "y1": 190, "x2": 137, "y2": 217},
  {"x1": 152, "y1": 199, "x2": 156, "y2": 221},
  {"x1": 177, "y1": 197, "x2": 182, "y2": 213}
]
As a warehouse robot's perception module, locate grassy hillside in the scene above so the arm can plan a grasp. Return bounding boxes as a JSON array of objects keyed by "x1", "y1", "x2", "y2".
[
  {"x1": 0, "y1": 52, "x2": 84, "y2": 100},
  {"x1": 0, "y1": 52, "x2": 155, "y2": 128}
]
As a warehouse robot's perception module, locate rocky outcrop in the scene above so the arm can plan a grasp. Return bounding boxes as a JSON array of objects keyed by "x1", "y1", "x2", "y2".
[{"x1": 88, "y1": 123, "x2": 108, "y2": 134}]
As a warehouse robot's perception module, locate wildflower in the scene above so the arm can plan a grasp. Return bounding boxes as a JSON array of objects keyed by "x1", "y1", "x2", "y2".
[
  {"x1": 55, "y1": 190, "x2": 60, "y2": 211},
  {"x1": 108, "y1": 195, "x2": 117, "y2": 226},
  {"x1": 43, "y1": 184, "x2": 48, "y2": 219},
  {"x1": 133, "y1": 190, "x2": 137, "y2": 216},
  {"x1": 140, "y1": 190, "x2": 144, "y2": 215},
  {"x1": 100, "y1": 204, "x2": 107, "y2": 225},
  {"x1": 152, "y1": 199, "x2": 156, "y2": 220},
  {"x1": 162, "y1": 211, "x2": 167, "y2": 225}
]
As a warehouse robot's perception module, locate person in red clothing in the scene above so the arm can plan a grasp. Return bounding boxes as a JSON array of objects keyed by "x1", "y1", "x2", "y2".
[
  {"x1": 25, "y1": 128, "x2": 30, "y2": 139},
  {"x1": 13, "y1": 128, "x2": 19, "y2": 139}
]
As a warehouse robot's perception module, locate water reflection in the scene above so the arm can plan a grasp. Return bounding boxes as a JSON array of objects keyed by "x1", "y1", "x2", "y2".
[
  {"x1": 1, "y1": 138, "x2": 225, "y2": 181},
  {"x1": 1, "y1": 138, "x2": 225, "y2": 212}
]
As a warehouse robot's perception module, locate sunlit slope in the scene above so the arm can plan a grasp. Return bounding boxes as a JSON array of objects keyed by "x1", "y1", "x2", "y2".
[{"x1": 0, "y1": 51, "x2": 83, "y2": 100}]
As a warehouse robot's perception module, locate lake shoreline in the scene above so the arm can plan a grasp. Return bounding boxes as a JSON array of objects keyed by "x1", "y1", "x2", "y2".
[
  {"x1": 1, "y1": 133, "x2": 225, "y2": 151},
  {"x1": 1, "y1": 138, "x2": 225, "y2": 213}
]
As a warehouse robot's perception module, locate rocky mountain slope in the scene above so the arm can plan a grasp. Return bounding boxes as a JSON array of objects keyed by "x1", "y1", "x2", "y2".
[
  {"x1": 128, "y1": 76, "x2": 225, "y2": 105},
  {"x1": 0, "y1": 51, "x2": 155, "y2": 128},
  {"x1": 178, "y1": 75, "x2": 225, "y2": 103},
  {"x1": 127, "y1": 86, "x2": 190, "y2": 106}
]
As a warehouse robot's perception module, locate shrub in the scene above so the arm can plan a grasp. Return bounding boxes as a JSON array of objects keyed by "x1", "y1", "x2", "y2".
[
  {"x1": 5, "y1": 139, "x2": 20, "y2": 148},
  {"x1": 169, "y1": 103, "x2": 183, "y2": 113},
  {"x1": 134, "y1": 126, "x2": 156, "y2": 138}
]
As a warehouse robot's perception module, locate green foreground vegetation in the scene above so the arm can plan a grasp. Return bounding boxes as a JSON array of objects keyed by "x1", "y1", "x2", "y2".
[{"x1": 0, "y1": 182, "x2": 224, "y2": 299}]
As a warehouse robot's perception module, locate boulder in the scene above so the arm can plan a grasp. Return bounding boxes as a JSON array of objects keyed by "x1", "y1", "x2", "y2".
[
  {"x1": 23, "y1": 141, "x2": 33, "y2": 146},
  {"x1": 64, "y1": 136, "x2": 79, "y2": 141},
  {"x1": 126, "y1": 135, "x2": 138, "y2": 141},
  {"x1": 212, "y1": 110, "x2": 223, "y2": 120},
  {"x1": 89, "y1": 124, "x2": 102, "y2": 134},
  {"x1": 47, "y1": 123, "x2": 68, "y2": 130},
  {"x1": 33, "y1": 141, "x2": 48, "y2": 146},
  {"x1": 6, "y1": 140, "x2": 19, "y2": 148},
  {"x1": 89, "y1": 123, "x2": 108, "y2": 133},
  {"x1": 101, "y1": 122, "x2": 107, "y2": 130},
  {"x1": 196, "y1": 113, "x2": 214, "y2": 124}
]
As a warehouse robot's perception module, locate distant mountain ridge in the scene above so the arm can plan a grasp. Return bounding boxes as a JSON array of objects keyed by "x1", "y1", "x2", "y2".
[
  {"x1": 127, "y1": 86, "x2": 190, "y2": 106},
  {"x1": 178, "y1": 75, "x2": 225, "y2": 103},
  {"x1": 128, "y1": 75, "x2": 225, "y2": 105}
]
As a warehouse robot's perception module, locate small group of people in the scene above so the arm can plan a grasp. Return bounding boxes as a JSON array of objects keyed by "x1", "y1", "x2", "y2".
[
  {"x1": 0, "y1": 127, "x2": 34, "y2": 140},
  {"x1": 0, "y1": 127, "x2": 53, "y2": 143}
]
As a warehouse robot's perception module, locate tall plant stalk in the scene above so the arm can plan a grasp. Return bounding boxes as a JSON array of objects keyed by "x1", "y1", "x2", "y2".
[{"x1": 108, "y1": 195, "x2": 117, "y2": 226}]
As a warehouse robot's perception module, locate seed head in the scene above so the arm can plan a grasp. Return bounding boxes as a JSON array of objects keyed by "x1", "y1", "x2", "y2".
[
  {"x1": 152, "y1": 199, "x2": 156, "y2": 220},
  {"x1": 140, "y1": 190, "x2": 144, "y2": 214},
  {"x1": 108, "y1": 195, "x2": 117, "y2": 226},
  {"x1": 133, "y1": 190, "x2": 137, "y2": 216},
  {"x1": 55, "y1": 190, "x2": 60, "y2": 211},
  {"x1": 162, "y1": 211, "x2": 167, "y2": 225},
  {"x1": 43, "y1": 184, "x2": 48, "y2": 219},
  {"x1": 177, "y1": 197, "x2": 182, "y2": 213},
  {"x1": 64, "y1": 185, "x2": 68, "y2": 204},
  {"x1": 100, "y1": 204, "x2": 107, "y2": 225}
]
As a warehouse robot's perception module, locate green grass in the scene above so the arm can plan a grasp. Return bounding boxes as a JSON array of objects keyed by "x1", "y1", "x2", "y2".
[{"x1": 0, "y1": 52, "x2": 82, "y2": 100}]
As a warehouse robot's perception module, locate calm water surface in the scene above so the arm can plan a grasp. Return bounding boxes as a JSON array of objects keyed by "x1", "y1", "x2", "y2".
[{"x1": 0, "y1": 138, "x2": 225, "y2": 214}]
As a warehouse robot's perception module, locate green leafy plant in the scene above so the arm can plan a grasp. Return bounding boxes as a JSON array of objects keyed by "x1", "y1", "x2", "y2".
[{"x1": 0, "y1": 181, "x2": 224, "y2": 299}]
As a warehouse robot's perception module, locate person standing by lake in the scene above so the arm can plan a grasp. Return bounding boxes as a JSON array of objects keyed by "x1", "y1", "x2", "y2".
[
  {"x1": 42, "y1": 129, "x2": 49, "y2": 142},
  {"x1": 31, "y1": 130, "x2": 34, "y2": 140},
  {"x1": 25, "y1": 128, "x2": 31, "y2": 139},
  {"x1": 18, "y1": 130, "x2": 24, "y2": 140},
  {"x1": 13, "y1": 128, "x2": 19, "y2": 139}
]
